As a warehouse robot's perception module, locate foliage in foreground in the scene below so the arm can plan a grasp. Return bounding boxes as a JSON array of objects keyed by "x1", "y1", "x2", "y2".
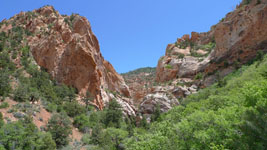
[{"x1": 122, "y1": 55, "x2": 267, "y2": 150}]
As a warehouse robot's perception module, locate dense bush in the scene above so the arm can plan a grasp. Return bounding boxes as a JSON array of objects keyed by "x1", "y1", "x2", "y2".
[
  {"x1": 104, "y1": 99, "x2": 123, "y2": 128},
  {"x1": 0, "y1": 102, "x2": 9, "y2": 109},
  {"x1": 0, "y1": 113, "x2": 4, "y2": 127},
  {"x1": 0, "y1": 118, "x2": 56, "y2": 150},
  {"x1": 123, "y1": 55, "x2": 267, "y2": 150},
  {"x1": 73, "y1": 114, "x2": 90, "y2": 132},
  {"x1": 46, "y1": 112, "x2": 72, "y2": 148},
  {"x1": 0, "y1": 70, "x2": 11, "y2": 98},
  {"x1": 63, "y1": 101, "x2": 86, "y2": 117}
]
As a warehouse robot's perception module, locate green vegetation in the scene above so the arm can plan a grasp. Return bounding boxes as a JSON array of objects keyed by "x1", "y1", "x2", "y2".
[
  {"x1": 122, "y1": 54, "x2": 267, "y2": 150},
  {"x1": 0, "y1": 18, "x2": 80, "y2": 149},
  {"x1": 175, "y1": 39, "x2": 215, "y2": 58},
  {"x1": 176, "y1": 53, "x2": 185, "y2": 59},
  {"x1": 0, "y1": 5, "x2": 266, "y2": 149},
  {"x1": 63, "y1": 13, "x2": 76, "y2": 29},
  {"x1": 0, "y1": 70, "x2": 12, "y2": 98},
  {"x1": 165, "y1": 64, "x2": 172, "y2": 69},
  {"x1": 46, "y1": 112, "x2": 72, "y2": 148},
  {"x1": 63, "y1": 101, "x2": 86, "y2": 117},
  {"x1": 244, "y1": 0, "x2": 252, "y2": 5},
  {"x1": 121, "y1": 67, "x2": 156, "y2": 76},
  {"x1": 0, "y1": 102, "x2": 9, "y2": 109},
  {"x1": 104, "y1": 99, "x2": 123, "y2": 128},
  {"x1": 82, "y1": 91, "x2": 94, "y2": 109},
  {"x1": 0, "y1": 117, "x2": 56, "y2": 150},
  {"x1": 176, "y1": 39, "x2": 194, "y2": 49},
  {"x1": 192, "y1": 42, "x2": 216, "y2": 53},
  {"x1": 194, "y1": 72, "x2": 204, "y2": 80}
]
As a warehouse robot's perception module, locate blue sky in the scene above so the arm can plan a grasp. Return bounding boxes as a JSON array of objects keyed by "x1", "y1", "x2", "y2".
[{"x1": 0, "y1": 0, "x2": 241, "y2": 73}]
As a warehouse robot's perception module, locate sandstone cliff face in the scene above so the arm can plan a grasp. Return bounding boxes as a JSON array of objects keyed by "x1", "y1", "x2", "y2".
[
  {"x1": 206, "y1": 0, "x2": 267, "y2": 75},
  {"x1": 157, "y1": 0, "x2": 267, "y2": 86},
  {"x1": 3, "y1": 6, "x2": 134, "y2": 114},
  {"x1": 121, "y1": 67, "x2": 156, "y2": 106},
  {"x1": 136, "y1": 0, "x2": 267, "y2": 116}
]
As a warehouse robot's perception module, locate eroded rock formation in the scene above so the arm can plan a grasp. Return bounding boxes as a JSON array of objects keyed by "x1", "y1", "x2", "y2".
[
  {"x1": 138, "y1": 0, "x2": 267, "y2": 116},
  {"x1": 157, "y1": 0, "x2": 267, "y2": 85},
  {"x1": 4, "y1": 6, "x2": 135, "y2": 115}
]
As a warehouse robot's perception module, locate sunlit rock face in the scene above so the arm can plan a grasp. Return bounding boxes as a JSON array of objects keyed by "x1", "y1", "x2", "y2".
[
  {"x1": 147, "y1": 0, "x2": 267, "y2": 115},
  {"x1": 157, "y1": 0, "x2": 267, "y2": 85},
  {"x1": 6, "y1": 6, "x2": 134, "y2": 115}
]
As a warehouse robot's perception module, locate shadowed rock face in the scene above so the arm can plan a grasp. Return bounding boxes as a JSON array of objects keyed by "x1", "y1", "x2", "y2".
[{"x1": 6, "y1": 6, "x2": 133, "y2": 114}]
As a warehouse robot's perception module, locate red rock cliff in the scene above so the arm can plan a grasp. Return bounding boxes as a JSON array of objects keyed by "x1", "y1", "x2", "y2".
[
  {"x1": 156, "y1": 0, "x2": 267, "y2": 85},
  {"x1": 8, "y1": 6, "x2": 133, "y2": 112}
]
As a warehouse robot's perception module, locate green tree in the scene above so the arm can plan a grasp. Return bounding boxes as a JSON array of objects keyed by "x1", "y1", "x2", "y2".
[
  {"x1": 34, "y1": 132, "x2": 56, "y2": 150},
  {"x1": 100, "y1": 128, "x2": 128, "y2": 150},
  {"x1": 0, "y1": 119, "x2": 56, "y2": 150},
  {"x1": 73, "y1": 114, "x2": 90, "y2": 133},
  {"x1": 140, "y1": 116, "x2": 149, "y2": 129},
  {"x1": 0, "y1": 112, "x2": 4, "y2": 128},
  {"x1": 151, "y1": 104, "x2": 162, "y2": 122},
  {"x1": 13, "y1": 83, "x2": 30, "y2": 102},
  {"x1": 82, "y1": 91, "x2": 94, "y2": 109},
  {"x1": 63, "y1": 101, "x2": 86, "y2": 117},
  {"x1": 0, "y1": 69, "x2": 11, "y2": 98},
  {"x1": 46, "y1": 112, "x2": 72, "y2": 148},
  {"x1": 241, "y1": 81, "x2": 267, "y2": 149},
  {"x1": 90, "y1": 124, "x2": 104, "y2": 145},
  {"x1": 104, "y1": 99, "x2": 123, "y2": 128}
]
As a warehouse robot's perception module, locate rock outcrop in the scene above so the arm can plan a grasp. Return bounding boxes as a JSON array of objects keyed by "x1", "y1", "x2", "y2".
[
  {"x1": 136, "y1": 0, "x2": 267, "y2": 115},
  {"x1": 121, "y1": 67, "x2": 156, "y2": 105},
  {"x1": 157, "y1": 0, "x2": 267, "y2": 85},
  {"x1": 139, "y1": 86, "x2": 179, "y2": 120},
  {"x1": 2, "y1": 6, "x2": 135, "y2": 115}
]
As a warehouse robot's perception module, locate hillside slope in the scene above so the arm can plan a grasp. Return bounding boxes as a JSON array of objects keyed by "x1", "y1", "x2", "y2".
[
  {"x1": 132, "y1": 0, "x2": 267, "y2": 118},
  {"x1": 0, "y1": 6, "x2": 135, "y2": 115},
  {"x1": 123, "y1": 49, "x2": 267, "y2": 150}
]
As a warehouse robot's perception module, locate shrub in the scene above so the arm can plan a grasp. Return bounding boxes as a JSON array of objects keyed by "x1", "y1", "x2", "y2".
[
  {"x1": 178, "y1": 53, "x2": 185, "y2": 59},
  {"x1": 104, "y1": 99, "x2": 123, "y2": 128},
  {"x1": 165, "y1": 64, "x2": 172, "y2": 69},
  {"x1": 90, "y1": 124, "x2": 104, "y2": 145},
  {"x1": 0, "y1": 119, "x2": 56, "y2": 150},
  {"x1": 63, "y1": 101, "x2": 86, "y2": 117},
  {"x1": 13, "y1": 84, "x2": 30, "y2": 102},
  {"x1": 0, "y1": 112, "x2": 4, "y2": 127},
  {"x1": 99, "y1": 128, "x2": 128, "y2": 149},
  {"x1": 0, "y1": 42, "x2": 3, "y2": 52},
  {"x1": 82, "y1": 91, "x2": 94, "y2": 108},
  {"x1": 151, "y1": 104, "x2": 162, "y2": 122},
  {"x1": 0, "y1": 52, "x2": 16, "y2": 72},
  {"x1": 140, "y1": 116, "x2": 149, "y2": 129},
  {"x1": 45, "y1": 102, "x2": 57, "y2": 112},
  {"x1": 13, "y1": 112, "x2": 25, "y2": 119},
  {"x1": 73, "y1": 114, "x2": 90, "y2": 133},
  {"x1": 0, "y1": 70, "x2": 11, "y2": 98},
  {"x1": 244, "y1": 0, "x2": 252, "y2": 5},
  {"x1": 194, "y1": 73, "x2": 203, "y2": 80},
  {"x1": 190, "y1": 51, "x2": 204, "y2": 57},
  {"x1": 0, "y1": 102, "x2": 9, "y2": 109},
  {"x1": 46, "y1": 112, "x2": 72, "y2": 148}
]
